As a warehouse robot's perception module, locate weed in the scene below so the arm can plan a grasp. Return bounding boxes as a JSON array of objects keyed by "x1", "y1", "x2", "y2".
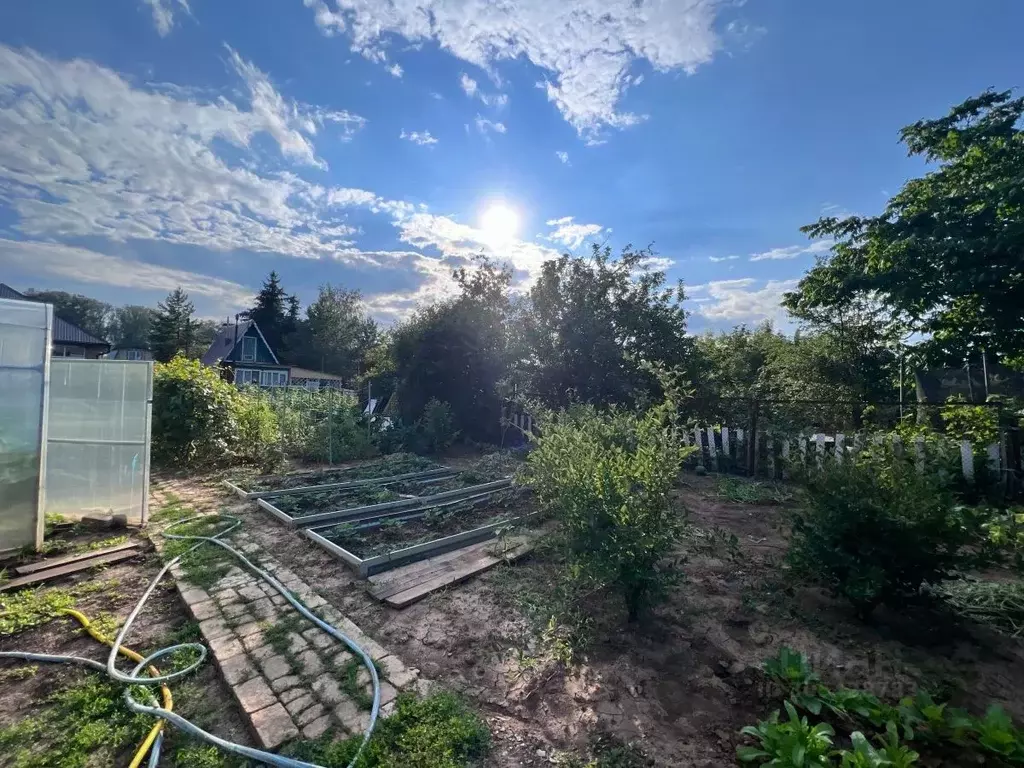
[
  {"x1": 0, "y1": 665, "x2": 38, "y2": 683},
  {"x1": 0, "y1": 587, "x2": 77, "y2": 636},
  {"x1": 160, "y1": 515, "x2": 235, "y2": 590},
  {"x1": 716, "y1": 476, "x2": 794, "y2": 505},
  {"x1": 284, "y1": 691, "x2": 489, "y2": 767}
]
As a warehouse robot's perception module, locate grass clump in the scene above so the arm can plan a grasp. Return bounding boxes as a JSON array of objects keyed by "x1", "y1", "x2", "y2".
[
  {"x1": 285, "y1": 691, "x2": 489, "y2": 768},
  {"x1": 0, "y1": 672, "x2": 153, "y2": 768},
  {"x1": 716, "y1": 476, "x2": 793, "y2": 505},
  {"x1": 160, "y1": 515, "x2": 235, "y2": 590},
  {"x1": 0, "y1": 580, "x2": 117, "y2": 637}
]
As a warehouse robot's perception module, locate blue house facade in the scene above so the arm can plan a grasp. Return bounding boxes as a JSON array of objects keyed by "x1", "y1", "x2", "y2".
[{"x1": 200, "y1": 320, "x2": 291, "y2": 387}]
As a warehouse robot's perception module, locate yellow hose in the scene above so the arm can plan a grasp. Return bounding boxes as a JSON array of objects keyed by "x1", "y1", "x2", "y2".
[{"x1": 60, "y1": 608, "x2": 173, "y2": 768}]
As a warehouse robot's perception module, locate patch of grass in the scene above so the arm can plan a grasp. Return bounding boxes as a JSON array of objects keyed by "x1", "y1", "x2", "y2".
[
  {"x1": 334, "y1": 655, "x2": 383, "y2": 711},
  {"x1": 160, "y1": 516, "x2": 236, "y2": 590},
  {"x1": 284, "y1": 691, "x2": 490, "y2": 768},
  {"x1": 171, "y1": 745, "x2": 248, "y2": 768},
  {"x1": 0, "y1": 665, "x2": 39, "y2": 683},
  {"x1": 715, "y1": 476, "x2": 794, "y2": 505},
  {"x1": 933, "y1": 578, "x2": 1024, "y2": 637},
  {"x1": 0, "y1": 672, "x2": 153, "y2": 768},
  {"x1": 558, "y1": 734, "x2": 651, "y2": 767},
  {"x1": 75, "y1": 534, "x2": 130, "y2": 553},
  {"x1": 1, "y1": 587, "x2": 78, "y2": 637},
  {"x1": 150, "y1": 493, "x2": 192, "y2": 525}
]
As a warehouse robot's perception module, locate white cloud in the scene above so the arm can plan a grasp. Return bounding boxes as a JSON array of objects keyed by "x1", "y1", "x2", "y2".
[
  {"x1": 697, "y1": 278, "x2": 798, "y2": 323},
  {"x1": 400, "y1": 129, "x2": 439, "y2": 146},
  {"x1": 474, "y1": 115, "x2": 506, "y2": 135},
  {"x1": 709, "y1": 255, "x2": 739, "y2": 262},
  {"x1": 638, "y1": 256, "x2": 675, "y2": 272},
  {"x1": 386, "y1": 62, "x2": 404, "y2": 78},
  {"x1": 141, "y1": 0, "x2": 191, "y2": 37},
  {"x1": 480, "y1": 92, "x2": 508, "y2": 108},
  {"x1": 459, "y1": 73, "x2": 478, "y2": 97},
  {"x1": 749, "y1": 240, "x2": 833, "y2": 262},
  {"x1": 302, "y1": 0, "x2": 730, "y2": 141},
  {"x1": 545, "y1": 216, "x2": 603, "y2": 249},
  {"x1": 0, "y1": 239, "x2": 253, "y2": 308},
  {"x1": 555, "y1": 150, "x2": 569, "y2": 164},
  {"x1": 0, "y1": 44, "x2": 372, "y2": 261}
]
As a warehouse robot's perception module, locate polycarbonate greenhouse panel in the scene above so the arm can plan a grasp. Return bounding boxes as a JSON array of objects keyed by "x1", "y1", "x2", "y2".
[
  {"x1": 0, "y1": 298, "x2": 52, "y2": 554},
  {"x1": 45, "y1": 360, "x2": 153, "y2": 525}
]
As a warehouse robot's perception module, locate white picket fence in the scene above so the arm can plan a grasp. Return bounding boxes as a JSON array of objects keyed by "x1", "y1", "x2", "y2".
[{"x1": 687, "y1": 425, "x2": 1012, "y2": 484}]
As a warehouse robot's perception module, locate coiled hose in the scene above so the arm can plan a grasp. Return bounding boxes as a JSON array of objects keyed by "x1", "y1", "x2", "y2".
[{"x1": 0, "y1": 513, "x2": 380, "y2": 767}]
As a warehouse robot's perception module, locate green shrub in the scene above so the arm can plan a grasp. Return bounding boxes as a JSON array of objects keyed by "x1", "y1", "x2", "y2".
[
  {"x1": 526, "y1": 387, "x2": 694, "y2": 622},
  {"x1": 415, "y1": 398, "x2": 459, "y2": 454},
  {"x1": 788, "y1": 456, "x2": 970, "y2": 616},
  {"x1": 152, "y1": 356, "x2": 244, "y2": 468},
  {"x1": 305, "y1": 396, "x2": 376, "y2": 463},
  {"x1": 234, "y1": 389, "x2": 283, "y2": 468}
]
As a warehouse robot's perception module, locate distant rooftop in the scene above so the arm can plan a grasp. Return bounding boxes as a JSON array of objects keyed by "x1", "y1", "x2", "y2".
[{"x1": 0, "y1": 283, "x2": 110, "y2": 347}]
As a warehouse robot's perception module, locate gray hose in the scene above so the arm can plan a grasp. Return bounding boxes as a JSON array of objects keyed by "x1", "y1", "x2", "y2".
[{"x1": 0, "y1": 514, "x2": 381, "y2": 767}]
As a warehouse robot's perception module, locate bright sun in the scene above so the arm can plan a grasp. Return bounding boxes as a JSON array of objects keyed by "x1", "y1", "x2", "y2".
[{"x1": 479, "y1": 202, "x2": 520, "y2": 245}]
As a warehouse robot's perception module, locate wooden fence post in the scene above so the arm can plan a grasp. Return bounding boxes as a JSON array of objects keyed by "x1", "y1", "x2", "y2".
[
  {"x1": 706, "y1": 426, "x2": 718, "y2": 471},
  {"x1": 746, "y1": 400, "x2": 759, "y2": 477},
  {"x1": 835, "y1": 433, "x2": 845, "y2": 464},
  {"x1": 961, "y1": 440, "x2": 974, "y2": 483}
]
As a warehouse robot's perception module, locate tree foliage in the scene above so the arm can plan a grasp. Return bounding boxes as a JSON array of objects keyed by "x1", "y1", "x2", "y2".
[
  {"x1": 786, "y1": 89, "x2": 1024, "y2": 365},
  {"x1": 296, "y1": 284, "x2": 377, "y2": 381},
  {"x1": 24, "y1": 289, "x2": 111, "y2": 340},
  {"x1": 249, "y1": 271, "x2": 291, "y2": 354},
  {"x1": 522, "y1": 244, "x2": 693, "y2": 409},
  {"x1": 108, "y1": 305, "x2": 155, "y2": 349},
  {"x1": 149, "y1": 287, "x2": 196, "y2": 363}
]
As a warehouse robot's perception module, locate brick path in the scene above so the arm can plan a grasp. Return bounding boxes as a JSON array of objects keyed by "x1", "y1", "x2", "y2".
[{"x1": 151, "y1": 483, "x2": 426, "y2": 750}]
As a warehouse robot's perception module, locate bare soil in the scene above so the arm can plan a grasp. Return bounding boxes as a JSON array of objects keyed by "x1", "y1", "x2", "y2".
[{"x1": 159, "y1": 464, "x2": 1024, "y2": 767}]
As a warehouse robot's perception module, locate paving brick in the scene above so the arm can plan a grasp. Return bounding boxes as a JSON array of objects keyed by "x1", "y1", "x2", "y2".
[
  {"x1": 258, "y1": 654, "x2": 292, "y2": 681},
  {"x1": 234, "y1": 677, "x2": 276, "y2": 714},
  {"x1": 238, "y1": 585, "x2": 265, "y2": 602},
  {"x1": 285, "y1": 693, "x2": 316, "y2": 717},
  {"x1": 331, "y1": 649, "x2": 354, "y2": 669},
  {"x1": 280, "y1": 687, "x2": 307, "y2": 705},
  {"x1": 249, "y1": 644, "x2": 275, "y2": 662},
  {"x1": 335, "y1": 617, "x2": 389, "y2": 660},
  {"x1": 376, "y1": 654, "x2": 419, "y2": 689},
  {"x1": 250, "y1": 597, "x2": 277, "y2": 620},
  {"x1": 198, "y1": 618, "x2": 231, "y2": 641},
  {"x1": 302, "y1": 714, "x2": 332, "y2": 740},
  {"x1": 271, "y1": 674, "x2": 303, "y2": 694},
  {"x1": 208, "y1": 635, "x2": 244, "y2": 662},
  {"x1": 296, "y1": 649, "x2": 324, "y2": 676},
  {"x1": 270, "y1": 595, "x2": 287, "y2": 607},
  {"x1": 287, "y1": 632, "x2": 309, "y2": 655},
  {"x1": 234, "y1": 621, "x2": 264, "y2": 638},
  {"x1": 212, "y1": 588, "x2": 239, "y2": 605},
  {"x1": 180, "y1": 587, "x2": 209, "y2": 605},
  {"x1": 189, "y1": 600, "x2": 219, "y2": 622},
  {"x1": 312, "y1": 677, "x2": 344, "y2": 705},
  {"x1": 295, "y1": 702, "x2": 326, "y2": 728},
  {"x1": 223, "y1": 602, "x2": 250, "y2": 619},
  {"x1": 302, "y1": 628, "x2": 336, "y2": 650},
  {"x1": 334, "y1": 699, "x2": 371, "y2": 735},
  {"x1": 251, "y1": 703, "x2": 299, "y2": 749},
  {"x1": 218, "y1": 653, "x2": 257, "y2": 686},
  {"x1": 241, "y1": 631, "x2": 267, "y2": 653}
]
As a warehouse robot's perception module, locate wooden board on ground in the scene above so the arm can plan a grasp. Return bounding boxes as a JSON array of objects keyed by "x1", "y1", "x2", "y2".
[
  {"x1": 13, "y1": 541, "x2": 143, "y2": 576},
  {"x1": 0, "y1": 549, "x2": 143, "y2": 592},
  {"x1": 367, "y1": 535, "x2": 534, "y2": 608}
]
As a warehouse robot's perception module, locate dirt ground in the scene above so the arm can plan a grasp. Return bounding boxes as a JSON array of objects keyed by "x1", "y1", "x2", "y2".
[
  {"x1": 0, "y1": 531, "x2": 252, "y2": 765},
  {"x1": 153, "y1": 461, "x2": 1024, "y2": 767}
]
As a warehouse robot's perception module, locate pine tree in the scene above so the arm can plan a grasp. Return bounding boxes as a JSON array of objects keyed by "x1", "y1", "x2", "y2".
[
  {"x1": 249, "y1": 271, "x2": 288, "y2": 353},
  {"x1": 149, "y1": 287, "x2": 195, "y2": 362}
]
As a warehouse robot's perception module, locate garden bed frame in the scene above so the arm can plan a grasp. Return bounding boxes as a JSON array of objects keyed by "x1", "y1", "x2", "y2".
[
  {"x1": 256, "y1": 478, "x2": 513, "y2": 527},
  {"x1": 304, "y1": 509, "x2": 535, "y2": 577},
  {"x1": 222, "y1": 466, "x2": 453, "y2": 500}
]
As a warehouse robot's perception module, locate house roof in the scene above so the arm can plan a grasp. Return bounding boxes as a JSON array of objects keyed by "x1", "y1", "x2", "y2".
[
  {"x1": 199, "y1": 319, "x2": 280, "y2": 366},
  {"x1": 289, "y1": 366, "x2": 345, "y2": 381},
  {"x1": 0, "y1": 283, "x2": 110, "y2": 348}
]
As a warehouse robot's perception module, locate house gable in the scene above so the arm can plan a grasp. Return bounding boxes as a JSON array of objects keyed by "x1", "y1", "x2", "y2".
[{"x1": 223, "y1": 324, "x2": 278, "y2": 364}]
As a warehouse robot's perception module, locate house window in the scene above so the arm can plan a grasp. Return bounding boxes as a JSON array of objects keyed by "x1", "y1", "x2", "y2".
[
  {"x1": 259, "y1": 370, "x2": 287, "y2": 387},
  {"x1": 234, "y1": 368, "x2": 258, "y2": 386},
  {"x1": 125, "y1": 349, "x2": 143, "y2": 361},
  {"x1": 241, "y1": 336, "x2": 257, "y2": 361}
]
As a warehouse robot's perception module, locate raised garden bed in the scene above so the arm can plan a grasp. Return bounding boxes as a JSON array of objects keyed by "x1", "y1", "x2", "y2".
[
  {"x1": 305, "y1": 490, "x2": 536, "y2": 576},
  {"x1": 258, "y1": 478, "x2": 514, "y2": 527},
  {"x1": 223, "y1": 454, "x2": 448, "y2": 499}
]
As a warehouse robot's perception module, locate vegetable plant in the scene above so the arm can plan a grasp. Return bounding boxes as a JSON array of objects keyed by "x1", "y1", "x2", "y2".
[
  {"x1": 971, "y1": 705, "x2": 1024, "y2": 762},
  {"x1": 839, "y1": 726, "x2": 919, "y2": 767},
  {"x1": 738, "y1": 701, "x2": 835, "y2": 767}
]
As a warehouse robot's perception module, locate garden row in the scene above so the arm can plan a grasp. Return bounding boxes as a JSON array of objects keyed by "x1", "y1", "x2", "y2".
[{"x1": 228, "y1": 454, "x2": 530, "y2": 577}]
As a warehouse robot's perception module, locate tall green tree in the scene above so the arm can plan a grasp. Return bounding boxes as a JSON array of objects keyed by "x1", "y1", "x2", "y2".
[
  {"x1": 391, "y1": 259, "x2": 514, "y2": 442},
  {"x1": 249, "y1": 271, "x2": 289, "y2": 354},
  {"x1": 785, "y1": 89, "x2": 1024, "y2": 366},
  {"x1": 299, "y1": 284, "x2": 377, "y2": 380},
  {"x1": 108, "y1": 305, "x2": 155, "y2": 349},
  {"x1": 24, "y1": 290, "x2": 111, "y2": 340},
  {"x1": 522, "y1": 244, "x2": 694, "y2": 408},
  {"x1": 149, "y1": 287, "x2": 195, "y2": 362}
]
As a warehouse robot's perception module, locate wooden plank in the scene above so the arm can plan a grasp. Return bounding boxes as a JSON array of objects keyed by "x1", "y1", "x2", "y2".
[
  {"x1": 0, "y1": 550, "x2": 142, "y2": 591},
  {"x1": 382, "y1": 541, "x2": 535, "y2": 608},
  {"x1": 13, "y1": 541, "x2": 142, "y2": 575},
  {"x1": 367, "y1": 540, "x2": 493, "y2": 592}
]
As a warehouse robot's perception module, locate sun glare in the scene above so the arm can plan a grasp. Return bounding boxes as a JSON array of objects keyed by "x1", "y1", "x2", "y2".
[{"x1": 479, "y1": 202, "x2": 520, "y2": 245}]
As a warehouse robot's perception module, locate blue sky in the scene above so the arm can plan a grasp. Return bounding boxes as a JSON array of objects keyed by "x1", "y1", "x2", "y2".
[{"x1": 0, "y1": 1, "x2": 1020, "y2": 331}]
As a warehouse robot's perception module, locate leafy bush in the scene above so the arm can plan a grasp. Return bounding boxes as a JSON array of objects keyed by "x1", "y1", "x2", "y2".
[
  {"x1": 415, "y1": 398, "x2": 459, "y2": 454},
  {"x1": 306, "y1": 396, "x2": 376, "y2": 463},
  {"x1": 941, "y1": 395, "x2": 1000, "y2": 445},
  {"x1": 234, "y1": 390, "x2": 283, "y2": 469},
  {"x1": 152, "y1": 356, "x2": 245, "y2": 468},
  {"x1": 526, "y1": 384, "x2": 694, "y2": 621},
  {"x1": 788, "y1": 455, "x2": 970, "y2": 616}
]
